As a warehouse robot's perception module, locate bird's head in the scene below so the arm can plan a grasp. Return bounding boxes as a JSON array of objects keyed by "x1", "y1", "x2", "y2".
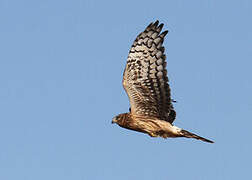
[{"x1": 112, "y1": 113, "x2": 128, "y2": 125}]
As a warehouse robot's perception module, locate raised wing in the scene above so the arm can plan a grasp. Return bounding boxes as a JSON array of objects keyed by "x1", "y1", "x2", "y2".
[{"x1": 123, "y1": 20, "x2": 176, "y2": 123}]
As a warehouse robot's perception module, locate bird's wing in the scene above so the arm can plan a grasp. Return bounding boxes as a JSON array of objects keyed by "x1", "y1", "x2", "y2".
[{"x1": 123, "y1": 21, "x2": 176, "y2": 123}]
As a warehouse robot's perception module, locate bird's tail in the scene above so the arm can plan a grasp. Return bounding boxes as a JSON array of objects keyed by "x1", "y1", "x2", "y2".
[{"x1": 180, "y1": 129, "x2": 214, "y2": 143}]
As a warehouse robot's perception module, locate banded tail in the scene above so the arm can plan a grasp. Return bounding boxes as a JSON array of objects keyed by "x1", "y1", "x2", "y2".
[{"x1": 180, "y1": 129, "x2": 214, "y2": 143}]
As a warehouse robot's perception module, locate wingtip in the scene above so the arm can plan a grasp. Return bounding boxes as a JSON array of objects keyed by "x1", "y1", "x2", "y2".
[
  {"x1": 153, "y1": 20, "x2": 159, "y2": 27},
  {"x1": 158, "y1": 23, "x2": 164, "y2": 29},
  {"x1": 146, "y1": 22, "x2": 153, "y2": 29},
  {"x1": 160, "y1": 30, "x2": 168, "y2": 37}
]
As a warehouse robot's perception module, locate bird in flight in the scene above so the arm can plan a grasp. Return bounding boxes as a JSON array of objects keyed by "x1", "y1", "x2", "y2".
[{"x1": 112, "y1": 20, "x2": 214, "y2": 143}]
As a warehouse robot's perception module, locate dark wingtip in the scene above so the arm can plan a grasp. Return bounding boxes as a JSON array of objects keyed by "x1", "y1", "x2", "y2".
[
  {"x1": 160, "y1": 30, "x2": 168, "y2": 38},
  {"x1": 153, "y1": 20, "x2": 159, "y2": 27},
  {"x1": 162, "y1": 30, "x2": 169, "y2": 36},
  {"x1": 146, "y1": 22, "x2": 153, "y2": 28},
  {"x1": 158, "y1": 23, "x2": 164, "y2": 30}
]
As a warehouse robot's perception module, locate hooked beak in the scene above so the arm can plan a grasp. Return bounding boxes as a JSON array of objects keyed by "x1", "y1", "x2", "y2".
[{"x1": 111, "y1": 117, "x2": 116, "y2": 124}]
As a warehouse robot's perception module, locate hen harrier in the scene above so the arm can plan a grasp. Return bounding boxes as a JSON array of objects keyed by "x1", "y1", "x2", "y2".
[{"x1": 112, "y1": 21, "x2": 214, "y2": 143}]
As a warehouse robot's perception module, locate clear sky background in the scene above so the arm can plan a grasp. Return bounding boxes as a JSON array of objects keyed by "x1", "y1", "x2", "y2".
[{"x1": 0, "y1": 0, "x2": 251, "y2": 179}]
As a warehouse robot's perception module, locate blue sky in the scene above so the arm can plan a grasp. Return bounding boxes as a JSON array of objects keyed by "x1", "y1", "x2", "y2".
[{"x1": 0, "y1": 0, "x2": 251, "y2": 179}]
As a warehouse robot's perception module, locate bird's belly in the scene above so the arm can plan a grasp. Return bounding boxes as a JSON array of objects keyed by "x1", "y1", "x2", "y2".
[{"x1": 137, "y1": 119, "x2": 178, "y2": 138}]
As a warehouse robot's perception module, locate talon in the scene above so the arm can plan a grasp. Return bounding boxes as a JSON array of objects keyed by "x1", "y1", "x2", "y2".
[{"x1": 149, "y1": 132, "x2": 158, "y2": 137}]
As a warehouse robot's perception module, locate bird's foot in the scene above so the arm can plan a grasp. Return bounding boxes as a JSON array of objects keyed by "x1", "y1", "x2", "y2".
[{"x1": 148, "y1": 132, "x2": 158, "y2": 137}]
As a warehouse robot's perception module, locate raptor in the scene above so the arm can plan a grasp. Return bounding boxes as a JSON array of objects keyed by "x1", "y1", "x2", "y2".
[{"x1": 112, "y1": 21, "x2": 214, "y2": 143}]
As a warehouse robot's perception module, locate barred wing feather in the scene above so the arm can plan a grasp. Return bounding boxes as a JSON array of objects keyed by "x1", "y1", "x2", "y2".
[{"x1": 123, "y1": 21, "x2": 176, "y2": 123}]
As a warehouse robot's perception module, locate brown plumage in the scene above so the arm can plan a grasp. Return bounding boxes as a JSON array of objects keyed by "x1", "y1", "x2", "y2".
[{"x1": 112, "y1": 20, "x2": 214, "y2": 143}]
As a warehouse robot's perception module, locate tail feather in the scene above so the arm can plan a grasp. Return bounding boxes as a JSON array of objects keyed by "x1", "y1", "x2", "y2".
[{"x1": 180, "y1": 129, "x2": 214, "y2": 143}]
